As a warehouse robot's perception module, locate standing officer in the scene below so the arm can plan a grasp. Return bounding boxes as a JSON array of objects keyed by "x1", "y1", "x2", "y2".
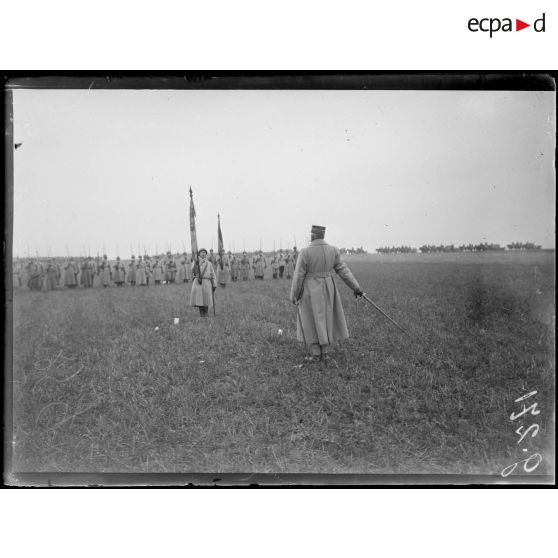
[{"x1": 290, "y1": 225, "x2": 363, "y2": 363}]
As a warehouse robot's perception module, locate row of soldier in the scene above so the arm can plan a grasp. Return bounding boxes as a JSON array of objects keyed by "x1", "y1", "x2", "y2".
[{"x1": 13, "y1": 248, "x2": 299, "y2": 291}]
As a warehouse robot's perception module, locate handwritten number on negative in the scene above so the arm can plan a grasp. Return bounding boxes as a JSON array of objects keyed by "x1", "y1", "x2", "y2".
[
  {"x1": 510, "y1": 402, "x2": 540, "y2": 421},
  {"x1": 515, "y1": 424, "x2": 540, "y2": 445},
  {"x1": 501, "y1": 453, "x2": 543, "y2": 478}
]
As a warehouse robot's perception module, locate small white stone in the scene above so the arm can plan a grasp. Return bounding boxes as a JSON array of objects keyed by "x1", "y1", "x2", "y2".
[
  {"x1": 173, "y1": 318, "x2": 179, "y2": 325},
  {"x1": 155, "y1": 326, "x2": 159, "y2": 331},
  {"x1": 278, "y1": 329, "x2": 283, "y2": 335}
]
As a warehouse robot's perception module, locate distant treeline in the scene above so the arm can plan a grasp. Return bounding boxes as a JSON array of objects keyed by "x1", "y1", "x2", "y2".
[{"x1": 375, "y1": 242, "x2": 543, "y2": 254}]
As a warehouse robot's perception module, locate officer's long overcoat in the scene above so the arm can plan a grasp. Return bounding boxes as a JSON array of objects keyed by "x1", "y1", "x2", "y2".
[{"x1": 289, "y1": 239, "x2": 361, "y2": 345}]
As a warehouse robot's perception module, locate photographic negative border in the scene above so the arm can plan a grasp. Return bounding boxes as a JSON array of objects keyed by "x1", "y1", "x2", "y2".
[{"x1": 3, "y1": 72, "x2": 556, "y2": 487}]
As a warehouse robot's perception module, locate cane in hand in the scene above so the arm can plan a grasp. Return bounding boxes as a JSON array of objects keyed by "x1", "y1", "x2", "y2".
[
  {"x1": 294, "y1": 300, "x2": 307, "y2": 346},
  {"x1": 355, "y1": 289, "x2": 408, "y2": 335}
]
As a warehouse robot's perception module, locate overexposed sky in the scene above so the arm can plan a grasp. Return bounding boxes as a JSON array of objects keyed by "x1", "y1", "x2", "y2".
[{"x1": 11, "y1": 88, "x2": 555, "y2": 257}]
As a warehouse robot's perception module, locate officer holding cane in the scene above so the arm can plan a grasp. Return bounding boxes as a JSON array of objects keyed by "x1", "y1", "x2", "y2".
[{"x1": 290, "y1": 225, "x2": 363, "y2": 363}]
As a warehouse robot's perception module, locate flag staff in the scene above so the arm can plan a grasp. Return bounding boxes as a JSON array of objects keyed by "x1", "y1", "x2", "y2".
[{"x1": 189, "y1": 185, "x2": 201, "y2": 289}]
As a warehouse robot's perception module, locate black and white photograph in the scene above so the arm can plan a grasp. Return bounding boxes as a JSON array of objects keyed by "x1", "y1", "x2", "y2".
[{"x1": 4, "y1": 74, "x2": 555, "y2": 485}]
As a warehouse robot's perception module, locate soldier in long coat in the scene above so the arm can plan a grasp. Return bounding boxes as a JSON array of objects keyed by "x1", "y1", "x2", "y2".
[
  {"x1": 136, "y1": 256, "x2": 148, "y2": 286},
  {"x1": 56, "y1": 261, "x2": 62, "y2": 286},
  {"x1": 79, "y1": 258, "x2": 86, "y2": 287},
  {"x1": 81, "y1": 257, "x2": 95, "y2": 288},
  {"x1": 113, "y1": 257, "x2": 126, "y2": 286},
  {"x1": 99, "y1": 257, "x2": 112, "y2": 287},
  {"x1": 285, "y1": 252, "x2": 295, "y2": 279},
  {"x1": 93, "y1": 256, "x2": 102, "y2": 287},
  {"x1": 254, "y1": 252, "x2": 266, "y2": 280},
  {"x1": 29, "y1": 259, "x2": 44, "y2": 290},
  {"x1": 144, "y1": 256, "x2": 152, "y2": 285},
  {"x1": 127, "y1": 256, "x2": 137, "y2": 285},
  {"x1": 216, "y1": 253, "x2": 230, "y2": 287},
  {"x1": 64, "y1": 258, "x2": 79, "y2": 288},
  {"x1": 165, "y1": 254, "x2": 177, "y2": 283},
  {"x1": 290, "y1": 225, "x2": 363, "y2": 362},
  {"x1": 271, "y1": 253, "x2": 279, "y2": 279},
  {"x1": 230, "y1": 254, "x2": 239, "y2": 282},
  {"x1": 176, "y1": 254, "x2": 187, "y2": 283},
  {"x1": 24, "y1": 259, "x2": 36, "y2": 290},
  {"x1": 278, "y1": 250, "x2": 286, "y2": 278},
  {"x1": 183, "y1": 253, "x2": 192, "y2": 282},
  {"x1": 150, "y1": 259, "x2": 162, "y2": 284},
  {"x1": 44, "y1": 259, "x2": 59, "y2": 291},
  {"x1": 190, "y1": 249, "x2": 216, "y2": 317},
  {"x1": 240, "y1": 252, "x2": 250, "y2": 281}
]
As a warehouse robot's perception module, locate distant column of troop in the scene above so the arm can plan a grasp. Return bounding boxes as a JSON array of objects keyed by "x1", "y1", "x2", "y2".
[{"x1": 12, "y1": 247, "x2": 299, "y2": 291}]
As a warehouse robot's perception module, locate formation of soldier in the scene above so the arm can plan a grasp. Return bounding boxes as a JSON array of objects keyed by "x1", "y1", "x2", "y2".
[{"x1": 12, "y1": 247, "x2": 299, "y2": 291}]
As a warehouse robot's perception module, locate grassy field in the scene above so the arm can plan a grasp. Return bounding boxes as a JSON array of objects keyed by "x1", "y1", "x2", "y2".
[{"x1": 9, "y1": 251, "x2": 555, "y2": 476}]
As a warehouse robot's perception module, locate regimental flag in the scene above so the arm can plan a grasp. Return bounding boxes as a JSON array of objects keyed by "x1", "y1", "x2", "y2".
[
  {"x1": 217, "y1": 213, "x2": 224, "y2": 270},
  {"x1": 189, "y1": 187, "x2": 198, "y2": 256},
  {"x1": 189, "y1": 187, "x2": 202, "y2": 284}
]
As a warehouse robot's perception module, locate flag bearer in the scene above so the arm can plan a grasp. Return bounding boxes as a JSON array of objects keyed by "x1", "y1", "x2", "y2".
[{"x1": 190, "y1": 248, "x2": 216, "y2": 317}]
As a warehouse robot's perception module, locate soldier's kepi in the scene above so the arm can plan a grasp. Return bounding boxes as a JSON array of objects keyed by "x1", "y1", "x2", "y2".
[{"x1": 289, "y1": 224, "x2": 363, "y2": 363}]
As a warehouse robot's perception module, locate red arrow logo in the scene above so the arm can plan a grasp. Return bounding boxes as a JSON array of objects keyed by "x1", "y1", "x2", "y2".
[{"x1": 516, "y1": 19, "x2": 530, "y2": 31}]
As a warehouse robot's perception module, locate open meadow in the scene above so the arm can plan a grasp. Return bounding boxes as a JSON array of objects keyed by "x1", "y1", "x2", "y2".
[{"x1": 9, "y1": 251, "x2": 555, "y2": 476}]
